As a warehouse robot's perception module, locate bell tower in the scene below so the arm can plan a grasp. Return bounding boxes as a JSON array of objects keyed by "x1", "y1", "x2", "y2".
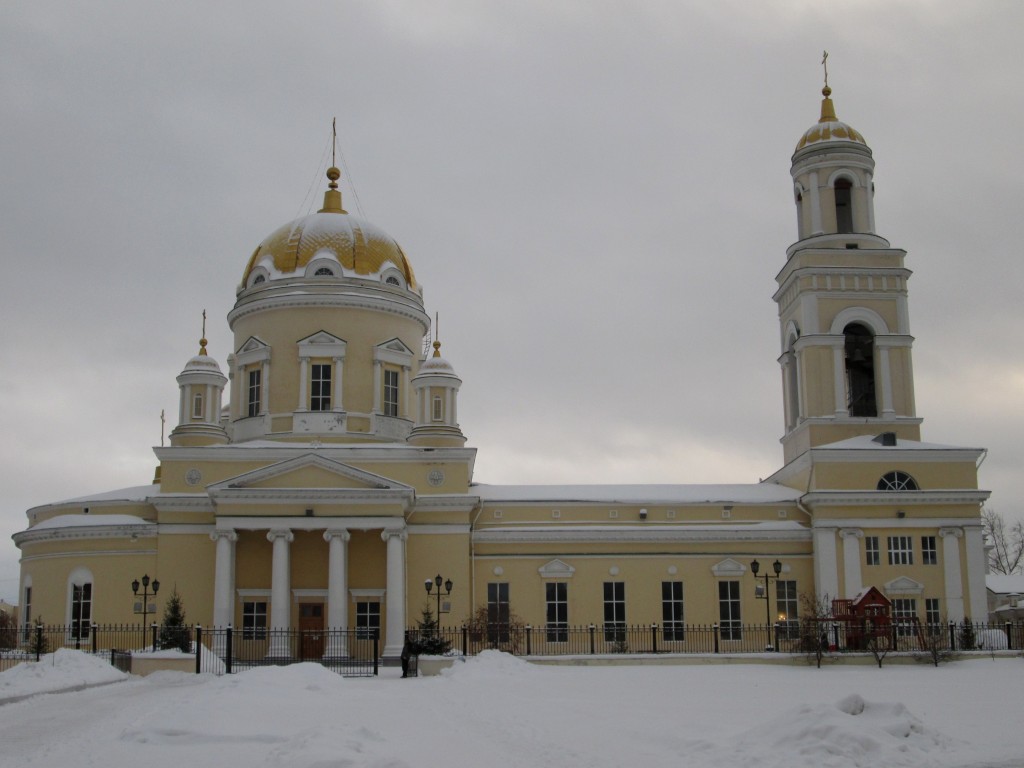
[{"x1": 775, "y1": 71, "x2": 921, "y2": 463}]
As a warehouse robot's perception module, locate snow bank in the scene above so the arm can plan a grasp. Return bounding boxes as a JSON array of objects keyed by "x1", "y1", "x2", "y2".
[
  {"x1": 0, "y1": 648, "x2": 127, "y2": 700},
  {"x1": 438, "y1": 648, "x2": 542, "y2": 680}
]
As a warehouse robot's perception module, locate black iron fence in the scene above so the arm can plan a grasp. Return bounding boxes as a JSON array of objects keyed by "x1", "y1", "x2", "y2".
[
  {"x1": 3, "y1": 620, "x2": 1022, "y2": 677},
  {"x1": 0, "y1": 624, "x2": 379, "y2": 677},
  {"x1": 407, "y1": 619, "x2": 1024, "y2": 658}
]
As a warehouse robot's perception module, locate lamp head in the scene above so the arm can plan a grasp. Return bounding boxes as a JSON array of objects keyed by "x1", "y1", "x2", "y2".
[
  {"x1": 773, "y1": 559, "x2": 782, "y2": 576},
  {"x1": 444, "y1": 578, "x2": 453, "y2": 594},
  {"x1": 131, "y1": 578, "x2": 140, "y2": 594},
  {"x1": 750, "y1": 559, "x2": 760, "y2": 576},
  {"x1": 152, "y1": 579, "x2": 160, "y2": 594},
  {"x1": 141, "y1": 574, "x2": 150, "y2": 588},
  {"x1": 424, "y1": 579, "x2": 432, "y2": 594}
]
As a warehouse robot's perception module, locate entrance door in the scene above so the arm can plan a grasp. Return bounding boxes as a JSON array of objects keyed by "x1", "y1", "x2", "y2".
[{"x1": 299, "y1": 602, "x2": 325, "y2": 659}]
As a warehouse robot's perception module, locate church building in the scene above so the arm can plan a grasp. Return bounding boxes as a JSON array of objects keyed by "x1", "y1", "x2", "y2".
[{"x1": 13, "y1": 82, "x2": 990, "y2": 662}]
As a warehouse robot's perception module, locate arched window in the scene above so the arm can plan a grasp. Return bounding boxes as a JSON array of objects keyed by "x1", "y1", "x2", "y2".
[
  {"x1": 67, "y1": 568, "x2": 94, "y2": 641},
  {"x1": 795, "y1": 191, "x2": 805, "y2": 239},
  {"x1": 877, "y1": 471, "x2": 919, "y2": 491},
  {"x1": 385, "y1": 275, "x2": 401, "y2": 286},
  {"x1": 253, "y1": 274, "x2": 266, "y2": 285},
  {"x1": 314, "y1": 267, "x2": 334, "y2": 277},
  {"x1": 844, "y1": 323, "x2": 876, "y2": 417},
  {"x1": 834, "y1": 178, "x2": 853, "y2": 233}
]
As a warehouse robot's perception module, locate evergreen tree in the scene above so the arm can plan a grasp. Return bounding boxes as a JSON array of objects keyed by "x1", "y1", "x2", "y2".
[
  {"x1": 29, "y1": 620, "x2": 48, "y2": 657},
  {"x1": 159, "y1": 588, "x2": 191, "y2": 653},
  {"x1": 414, "y1": 605, "x2": 450, "y2": 655}
]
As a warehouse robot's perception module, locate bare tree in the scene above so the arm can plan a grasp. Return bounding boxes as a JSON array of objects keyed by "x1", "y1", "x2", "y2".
[
  {"x1": 915, "y1": 615, "x2": 953, "y2": 667},
  {"x1": 798, "y1": 592, "x2": 834, "y2": 669},
  {"x1": 982, "y1": 508, "x2": 1024, "y2": 575}
]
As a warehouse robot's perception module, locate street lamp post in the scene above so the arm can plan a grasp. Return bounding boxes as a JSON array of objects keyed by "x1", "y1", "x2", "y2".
[
  {"x1": 750, "y1": 559, "x2": 782, "y2": 651},
  {"x1": 424, "y1": 574, "x2": 453, "y2": 632},
  {"x1": 131, "y1": 574, "x2": 160, "y2": 630}
]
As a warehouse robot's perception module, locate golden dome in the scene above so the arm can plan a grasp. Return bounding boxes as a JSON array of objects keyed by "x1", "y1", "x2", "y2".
[
  {"x1": 240, "y1": 168, "x2": 417, "y2": 289},
  {"x1": 795, "y1": 86, "x2": 867, "y2": 152}
]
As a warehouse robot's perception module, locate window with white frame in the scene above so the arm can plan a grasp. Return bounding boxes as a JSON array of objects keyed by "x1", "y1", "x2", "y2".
[
  {"x1": 432, "y1": 395, "x2": 443, "y2": 422},
  {"x1": 247, "y1": 368, "x2": 261, "y2": 417},
  {"x1": 487, "y1": 582, "x2": 510, "y2": 643},
  {"x1": 310, "y1": 363, "x2": 332, "y2": 411},
  {"x1": 892, "y1": 598, "x2": 917, "y2": 636},
  {"x1": 925, "y1": 598, "x2": 941, "y2": 629},
  {"x1": 776, "y1": 580, "x2": 799, "y2": 638},
  {"x1": 877, "y1": 471, "x2": 919, "y2": 491},
  {"x1": 546, "y1": 582, "x2": 568, "y2": 642},
  {"x1": 603, "y1": 582, "x2": 625, "y2": 642},
  {"x1": 865, "y1": 536, "x2": 880, "y2": 566},
  {"x1": 22, "y1": 585, "x2": 32, "y2": 642},
  {"x1": 921, "y1": 536, "x2": 937, "y2": 565},
  {"x1": 70, "y1": 582, "x2": 92, "y2": 641},
  {"x1": 192, "y1": 392, "x2": 204, "y2": 419},
  {"x1": 383, "y1": 368, "x2": 399, "y2": 417},
  {"x1": 888, "y1": 535, "x2": 914, "y2": 565},
  {"x1": 242, "y1": 601, "x2": 267, "y2": 639},
  {"x1": 662, "y1": 581, "x2": 684, "y2": 641},
  {"x1": 718, "y1": 581, "x2": 741, "y2": 640},
  {"x1": 356, "y1": 601, "x2": 380, "y2": 639}
]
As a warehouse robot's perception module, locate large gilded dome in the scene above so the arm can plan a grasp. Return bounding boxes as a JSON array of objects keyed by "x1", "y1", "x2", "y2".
[
  {"x1": 794, "y1": 86, "x2": 867, "y2": 153},
  {"x1": 239, "y1": 167, "x2": 417, "y2": 292}
]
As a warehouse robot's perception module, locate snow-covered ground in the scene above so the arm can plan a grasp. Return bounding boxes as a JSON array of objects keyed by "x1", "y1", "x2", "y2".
[{"x1": 1, "y1": 650, "x2": 1022, "y2": 768}]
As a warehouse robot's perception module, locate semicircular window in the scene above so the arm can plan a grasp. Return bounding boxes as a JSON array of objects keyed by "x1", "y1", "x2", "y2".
[
  {"x1": 385, "y1": 275, "x2": 401, "y2": 286},
  {"x1": 877, "y1": 471, "x2": 918, "y2": 491},
  {"x1": 253, "y1": 274, "x2": 266, "y2": 285},
  {"x1": 314, "y1": 267, "x2": 335, "y2": 277}
]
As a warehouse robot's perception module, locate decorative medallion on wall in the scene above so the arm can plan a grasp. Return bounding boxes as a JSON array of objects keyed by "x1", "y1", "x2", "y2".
[
  {"x1": 427, "y1": 469, "x2": 445, "y2": 487},
  {"x1": 185, "y1": 468, "x2": 202, "y2": 486}
]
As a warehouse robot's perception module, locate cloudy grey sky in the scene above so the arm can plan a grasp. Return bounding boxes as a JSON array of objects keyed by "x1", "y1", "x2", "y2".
[{"x1": 2, "y1": 1, "x2": 1022, "y2": 601}]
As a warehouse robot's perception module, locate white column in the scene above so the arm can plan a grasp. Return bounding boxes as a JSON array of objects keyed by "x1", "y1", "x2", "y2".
[
  {"x1": 940, "y1": 527, "x2": 965, "y2": 623},
  {"x1": 964, "y1": 526, "x2": 988, "y2": 622},
  {"x1": 402, "y1": 365, "x2": 410, "y2": 418},
  {"x1": 324, "y1": 529, "x2": 350, "y2": 657},
  {"x1": 372, "y1": 361, "x2": 382, "y2": 413},
  {"x1": 382, "y1": 528, "x2": 407, "y2": 660},
  {"x1": 878, "y1": 346, "x2": 895, "y2": 416},
  {"x1": 813, "y1": 527, "x2": 840, "y2": 603},
  {"x1": 333, "y1": 356, "x2": 344, "y2": 412},
  {"x1": 809, "y1": 171, "x2": 822, "y2": 235},
  {"x1": 839, "y1": 528, "x2": 863, "y2": 598},
  {"x1": 267, "y1": 528, "x2": 294, "y2": 658},
  {"x1": 210, "y1": 529, "x2": 238, "y2": 627},
  {"x1": 297, "y1": 357, "x2": 308, "y2": 411},
  {"x1": 866, "y1": 171, "x2": 876, "y2": 233},
  {"x1": 832, "y1": 344, "x2": 848, "y2": 416},
  {"x1": 260, "y1": 360, "x2": 270, "y2": 415}
]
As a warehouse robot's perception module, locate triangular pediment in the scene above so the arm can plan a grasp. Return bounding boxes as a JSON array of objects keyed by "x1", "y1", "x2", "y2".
[
  {"x1": 884, "y1": 576, "x2": 924, "y2": 595},
  {"x1": 710, "y1": 558, "x2": 746, "y2": 577},
  {"x1": 378, "y1": 338, "x2": 413, "y2": 355},
  {"x1": 298, "y1": 330, "x2": 346, "y2": 346},
  {"x1": 209, "y1": 454, "x2": 412, "y2": 494},
  {"x1": 538, "y1": 559, "x2": 575, "y2": 579},
  {"x1": 237, "y1": 336, "x2": 268, "y2": 355}
]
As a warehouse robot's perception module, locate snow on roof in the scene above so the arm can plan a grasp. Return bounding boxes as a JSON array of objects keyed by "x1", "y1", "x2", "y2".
[
  {"x1": 471, "y1": 483, "x2": 801, "y2": 504},
  {"x1": 987, "y1": 574, "x2": 1024, "y2": 594},
  {"x1": 48, "y1": 484, "x2": 158, "y2": 506},
  {"x1": 31, "y1": 514, "x2": 152, "y2": 531},
  {"x1": 816, "y1": 435, "x2": 982, "y2": 451}
]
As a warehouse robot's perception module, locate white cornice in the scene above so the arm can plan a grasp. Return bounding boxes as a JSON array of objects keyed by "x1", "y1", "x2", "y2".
[
  {"x1": 812, "y1": 517, "x2": 984, "y2": 530},
  {"x1": 153, "y1": 444, "x2": 477, "y2": 463},
  {"x1": 214, "y1": 515, "x2": 405, "y2": 531},
  {"x1": 472, "y1": 526, "x2": 812, "y2": 545},
  {"x1": 413, "y1": 494, "x2": 480, "y2": 513},
  {"x1": 14, "y1": 522, "x2": 158, "y2": 546},
  {"x1": 151, "y1": 495, "x2": 215, "y2": 513},
  {"x1": 804, "y1": 490, "x2": 990, "y2": 506},
  {"x1": 408, "y1": 524, "x2": 471, "y2": 535},
  {"x1": 227, "y1": 287, "x2": 429, "y2": 332}
]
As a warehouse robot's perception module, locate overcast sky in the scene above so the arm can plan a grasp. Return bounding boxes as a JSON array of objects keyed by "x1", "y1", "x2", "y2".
[{"x1": 2, "y1": 1, "x2": 1022, "y2": 601}]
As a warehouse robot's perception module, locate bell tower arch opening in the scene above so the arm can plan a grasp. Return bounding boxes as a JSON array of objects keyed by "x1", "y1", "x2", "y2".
[{"x1": 843, "y1": 322, "x2": 876, "y2": 417}]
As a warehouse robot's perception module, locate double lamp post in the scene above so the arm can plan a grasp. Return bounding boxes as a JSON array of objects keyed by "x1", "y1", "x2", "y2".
[{"x1": 750, "y1": 558, "x2": 782, "y2": 651}]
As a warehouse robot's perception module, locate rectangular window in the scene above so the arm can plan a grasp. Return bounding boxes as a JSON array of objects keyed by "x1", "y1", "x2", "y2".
[
  {"x1": 893, "y1": 598, "x2": 917, "y2": 636},
  {"x1": 432, "y1": 395, "x2": 443, "y2": 421},
  {"x1": 247, "y1": 368, "x2": 261, "y2": 417},
  {"x1": 865, "y1": 536, "x2": 880, "y2": 566},
  {"x1": 71, "y1": 583, "x2": 92, "y2": 640},
  {"x1": 925, "y1": 598, "x2": 941, "y2": 629},
  {"x1": 888, "y1": 535, "x2": 914, "y2": 565},
  {"x1": 22, "y1": 586, "x2": 32, "y2": 642},
  {"x1": 383, "y1": 368, "x2": 399, "y2": 417},
  {"x1": 718, "y1": 581, "x2": 741, "y2": 640},
  {"x1": 487, "y1": 582, "x2": 510, "y2": 643},
  {"x1": 356, "y1": 601, "x2": 380, "y2": 639},
  {"x1": 921, "y1": 536, "x2": 937, "y2": 565},
  {"x1": 192, "y1": 392, "x2": 204, "y2": 419},
  {"x1": 603, "y1": 582, "x2": 625, "y2": 642},
  {"x1": 545, "y1": 582, "x2": 568, "y2": 642},
  {"x1": 311, "y1": 363, "x2": 332, "y2": 411},
  {"x1": 776, "y1": 580, "x2": 799, "y2": 638},
  {"x1": 661, "y1": 581, "x2": 684, "y2": 641},
  {"x1": 242, "y1": 601, "x2": 267, "y2": 639}
]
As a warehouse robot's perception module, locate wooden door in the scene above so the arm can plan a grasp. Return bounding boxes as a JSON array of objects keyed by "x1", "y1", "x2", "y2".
[{"x1": 299, "y1": 602, "x2": 325, "y2": 659}]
